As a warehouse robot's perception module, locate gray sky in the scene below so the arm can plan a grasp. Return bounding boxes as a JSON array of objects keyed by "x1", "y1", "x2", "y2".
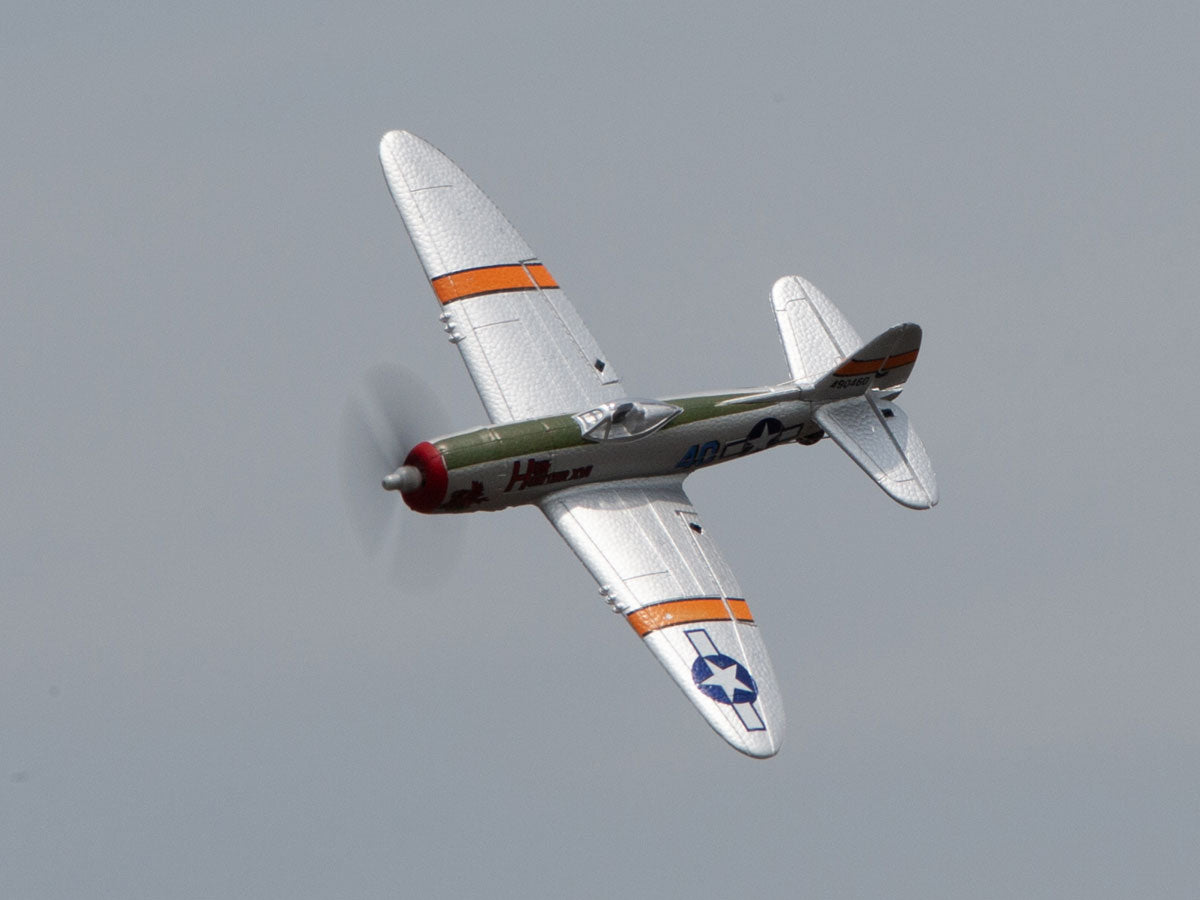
[{"x1": 3, "y1": 2, "x2": 1197, "y2": 898}]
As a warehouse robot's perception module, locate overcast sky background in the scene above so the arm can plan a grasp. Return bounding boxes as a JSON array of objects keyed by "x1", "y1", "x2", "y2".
[{"x1": 3, "y1": 3, "x2": 1197, "y2": 898}]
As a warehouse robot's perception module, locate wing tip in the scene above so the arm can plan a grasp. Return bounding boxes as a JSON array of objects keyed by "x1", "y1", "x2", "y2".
[
  {"x1": 379, "y1": 129, "x2": 424, "y2": 162},
  {"x1": 891, "y1": 478, "x2": 939, "y2": 509},
  {"x1": 640, "y1": 622, "x2": 786, "y2": 760},
  {"x1": 735, "y1": 733, "x2": 784, "y2": 759}
]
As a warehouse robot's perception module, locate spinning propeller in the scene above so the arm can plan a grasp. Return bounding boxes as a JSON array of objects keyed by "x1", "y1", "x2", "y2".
[{"x1": 339, "y1": 364, "x2": 460, "y2": 581}]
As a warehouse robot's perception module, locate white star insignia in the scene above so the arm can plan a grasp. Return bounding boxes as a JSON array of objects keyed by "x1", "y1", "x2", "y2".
[
  {"x1": 700, "y1": 658, "x2": 749, "y2": 701},
  {"x1": 744, "y1": 431, "x2": 775, "y2": 453}
]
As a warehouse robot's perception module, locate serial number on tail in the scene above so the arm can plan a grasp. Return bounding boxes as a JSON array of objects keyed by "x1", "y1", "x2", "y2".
[{"x1": 828, "y1": 376, "x2": 870, "y2": 390}]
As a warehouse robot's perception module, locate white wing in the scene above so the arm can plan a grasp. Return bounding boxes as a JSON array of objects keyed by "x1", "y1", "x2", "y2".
[
  {"x1": 379, "y1": 131, "x2": 623, "y2": 423},
  {"x1": 539, "y1": 477, "x2": 785, "y2": 758}
]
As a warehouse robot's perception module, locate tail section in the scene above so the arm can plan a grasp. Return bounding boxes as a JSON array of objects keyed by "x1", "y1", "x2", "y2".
[
  {"x1": 771, "y1": 275, "x2": 937, "y2": 509},
  {"x1": 814, "y1": 394, "x2": 938, "y2": 509},
  {"x1": 772, "y1": 275, "x2": 862, "y2": 384},
  {"x1": 808, "y1": 322, "x2": 921, "y2": 400}
]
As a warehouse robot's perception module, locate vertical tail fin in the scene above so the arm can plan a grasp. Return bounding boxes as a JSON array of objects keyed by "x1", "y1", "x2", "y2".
[{"x1": 772, "y1": 275, "x2": 862, "y2": 384}]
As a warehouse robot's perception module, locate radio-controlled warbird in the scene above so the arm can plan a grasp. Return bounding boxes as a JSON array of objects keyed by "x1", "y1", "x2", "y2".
[{"x1": 365, "y1": 131, "x2": 937, "y2": 758}]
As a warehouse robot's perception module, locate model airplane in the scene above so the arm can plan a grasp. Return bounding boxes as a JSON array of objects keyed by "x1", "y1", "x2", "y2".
[{"x1": 368, "y1": 130, "x2": 937, "y2": 758}]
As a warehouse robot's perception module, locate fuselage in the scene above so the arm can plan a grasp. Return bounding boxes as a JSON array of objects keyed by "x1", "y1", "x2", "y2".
[{"x1": 399, "y1": 389, "x2": 825, "y2": 513}]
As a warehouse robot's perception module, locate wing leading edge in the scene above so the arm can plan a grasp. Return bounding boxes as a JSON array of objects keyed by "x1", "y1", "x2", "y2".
[
  {"x1": 539, "y1": 477, "x2": 785, "y2": 758},
  {"x1": 379, "y1": 131, "x2": 623, "y2": 423}
]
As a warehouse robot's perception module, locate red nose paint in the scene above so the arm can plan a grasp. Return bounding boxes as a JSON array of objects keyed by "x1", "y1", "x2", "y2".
[{"x1": 400, "y1": 441, "x2": 449, "y2": 513}]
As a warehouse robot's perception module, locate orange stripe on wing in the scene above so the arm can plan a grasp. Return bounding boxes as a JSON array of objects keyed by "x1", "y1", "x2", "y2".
[
  {"x1": 834, "y1": 348, "x2": 919, "y2": 377},
  {"x1": 431, "y1": 263, "x2": 558, "y2": 304},
  {"x1": 626, "y1": 597, "x2": 754, "y2": 638}
]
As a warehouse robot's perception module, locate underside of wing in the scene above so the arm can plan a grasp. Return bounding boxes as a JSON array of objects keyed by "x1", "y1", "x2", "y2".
[
  {"x1": 379, "y1": 131, "x2": 623, "y2": 423},
  {"x1": 539, "y1": 477, "x2": 784, "y2": 758}
]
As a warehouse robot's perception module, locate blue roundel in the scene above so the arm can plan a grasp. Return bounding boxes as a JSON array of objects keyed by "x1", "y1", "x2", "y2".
[{"x1": 691, "y1": 653, "x2": 758, "y2": 705}]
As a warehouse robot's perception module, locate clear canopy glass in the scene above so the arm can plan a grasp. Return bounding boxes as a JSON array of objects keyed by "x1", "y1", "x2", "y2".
[{"x1": 573, "y1": 399, "x2": 683, "y2": 442}]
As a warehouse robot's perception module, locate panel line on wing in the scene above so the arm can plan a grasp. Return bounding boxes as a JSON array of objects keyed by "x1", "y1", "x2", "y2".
[
  {"x1": 669, "y1": 509, "x2": 714, "y2": 597},
  {"x1": 679, "y1": 508, "x2": 735, "y2": 601},
  {"x1": 554, "y1": 485, "x2": 649, "y2": 604},
  {"x1": 534, "y1": 272, "x2": 600, "y2": 375},
  {"x1": 679, "y1": 510, "x2": 763, "y2": 681},
  {"x1": 466, "y1": 310, "x2": 518, "y2": 422},
  {"x1": 382, "y1": 148, "x2": 452, "y2": 281},
  {"x1": 871, "y1": 394, "x2": 923, "y2": 487}
]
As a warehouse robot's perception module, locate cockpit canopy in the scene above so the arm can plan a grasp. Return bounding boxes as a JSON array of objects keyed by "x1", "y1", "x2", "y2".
[{"x1": 573, "y1": 399, "x2": 683, "y2": 442}]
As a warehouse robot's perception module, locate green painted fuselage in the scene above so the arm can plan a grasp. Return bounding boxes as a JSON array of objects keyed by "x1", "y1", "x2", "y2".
[{"x1": 422, "y1": 390, "x2": 823, "y2": 513}]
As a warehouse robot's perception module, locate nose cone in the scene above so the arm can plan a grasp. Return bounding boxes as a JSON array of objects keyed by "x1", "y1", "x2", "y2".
[{"x1": 382, "y1": 465, "x2": 422, "y2": 492}]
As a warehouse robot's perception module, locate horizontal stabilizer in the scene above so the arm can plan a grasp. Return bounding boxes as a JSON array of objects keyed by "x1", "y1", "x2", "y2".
[{"x1": 814, "y1": 395, "x2": 938, "y2": 509}]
